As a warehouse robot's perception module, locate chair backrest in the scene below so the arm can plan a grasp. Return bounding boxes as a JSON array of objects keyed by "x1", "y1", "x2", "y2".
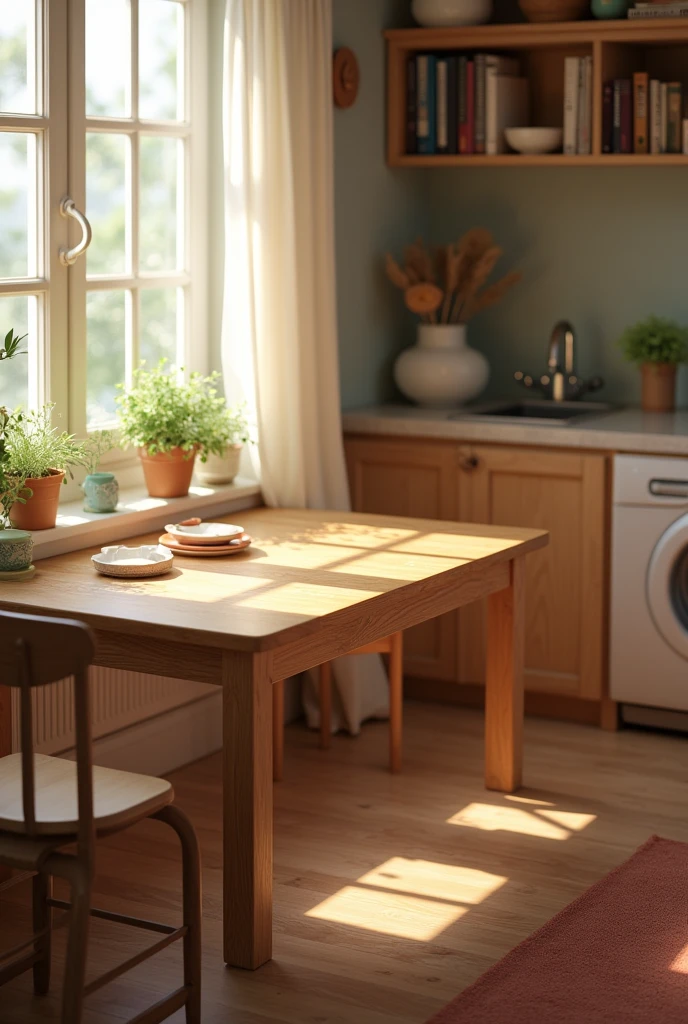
[{"x1": 0, "y1": 609, "x2": 95, "y2": 853}]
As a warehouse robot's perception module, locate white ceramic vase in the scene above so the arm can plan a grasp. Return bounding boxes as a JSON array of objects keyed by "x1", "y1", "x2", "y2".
[
  {"x1": 195, "y1": 444, "x2": 243, "y2": 486},
  {"x1": 394, "y1": 324, "x2": 489, "y2": 408},
  {"x1": 411, "y1": 0, "x2": 493, "y2": 26}
]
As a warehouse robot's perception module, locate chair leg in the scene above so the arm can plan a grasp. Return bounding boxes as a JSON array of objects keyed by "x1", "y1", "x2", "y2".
[
  {"x1": 154, "y1": 804, "x2": 202, "y2": 1024},
  {"x1": 32, "y1": 870, "x2": 52, "y2": 995},
  {"x1": 319, "y1": 662, "x2": 332, "y2": 750},
  {"x1": 273, "y1": 679, "x2": 285, "y2": 782},
  {"x1": 388, "y1": 632, "x2": 403, "y2": 774},
  {"x1": 60, "y1": 861, "x2": 91, "y2": 1024}
]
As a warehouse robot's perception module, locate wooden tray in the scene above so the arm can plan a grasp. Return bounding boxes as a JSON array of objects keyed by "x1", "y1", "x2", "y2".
[{"x1": 158, "y1": 532, "x2": 252, "y2": 556}]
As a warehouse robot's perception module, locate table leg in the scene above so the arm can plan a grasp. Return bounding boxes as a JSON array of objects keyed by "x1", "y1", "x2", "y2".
[
  {"x1": 222, "y1": 650, "x2": 273, "y2": 969},
  {"x1": 485, "y1": 557, "x2": 525, "y2": 792}
]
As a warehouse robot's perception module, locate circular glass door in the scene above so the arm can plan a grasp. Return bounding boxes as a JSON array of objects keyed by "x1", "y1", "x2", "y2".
[{"x1": 647, "y1": 512, "x2": 688, "y2": 660}]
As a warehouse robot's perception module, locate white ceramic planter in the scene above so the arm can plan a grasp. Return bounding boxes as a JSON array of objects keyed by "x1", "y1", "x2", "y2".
[
  {"x1": 393, "y1": 324, "x2": 489, "y2": 408},
  {"x1": 411, "y1": 0, "x2": 493, "y2": 26},
  {"x1": 195, "y1": 443, "x2": 243, "y2": 486}
]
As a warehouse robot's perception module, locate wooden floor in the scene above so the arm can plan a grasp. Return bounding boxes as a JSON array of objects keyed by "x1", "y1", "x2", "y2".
[{"x1": 1, "y1": 702, "x2": 688, "y2": 1023}]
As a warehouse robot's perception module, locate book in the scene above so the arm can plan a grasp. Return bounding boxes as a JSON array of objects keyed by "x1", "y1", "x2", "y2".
[
  {"x1": 650, "y1": 78, "x2": 661, "y2": 154},
  {"x1": 458, "y1": 55, "x2": 468, "y2": 154},
  {"x1": 405, "y1": 57, "x2": 417, "y2": 154},
  {"x1": 628, "y1": 5, "x2": 688, "y2": 16},
  {"x1": 576, "y1": 56, "x2": 593, "y2": 155},
  {"x1": 620, "y1": 79, "x2": 632, "y2": 153},
  {"x1": 633, "y1": 71, "x2": 649, "y2": 153},
  {"x1": 474, "y1": 53, "x2": 487, "y2": 154},
  {"x1": 612, "y1": 80, "x2": 622, "y2": 153},
  {"x1": 602, "y1": 80, "x2": 614, "y2": 154},
  {"x1": 563, "y1": 56, "x2": 580, "y2": 156},
  {"x1": 488, "y1": 75, "x2": 529, "y2": 155},
  {"x1": 683, "y1": 117, "x2": 688, "y2": 154},
  {"x1": 660, "y1": 82, "x2": 668, "y2": 152},
  {"x1": 485, "y1": 55, "x2": 520, "y2": 155},
  {"x1": 459, "y1": 58, "x2": 475, "y2": 155},
  {"x1": 436, "y1": 56, "x2": 458, "y2": 155},
  {"x1": 667, "y1": 82, "x2": 682, "y2": 152},
  {"x1": 416, "y1": 54, "x2": 436, "y2": 155}
]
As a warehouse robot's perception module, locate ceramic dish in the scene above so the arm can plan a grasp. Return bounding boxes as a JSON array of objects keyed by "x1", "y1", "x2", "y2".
[
  {"x1": 505, "y1": 127, "x2": 563, "y2": 155},
  {"x1": 92, "y1": 544, "x2": 174, "y2": 578},
  {"x1": 158, "y1": 532, "x2": 252, "y2": 557},
  {"x1": 164, "y1": 521, "x2": 245, "y2": 545}
]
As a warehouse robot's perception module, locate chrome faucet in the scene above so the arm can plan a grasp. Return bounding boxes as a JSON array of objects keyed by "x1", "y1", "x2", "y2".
[{"x1": 514, "y1": 320, "x2": 603, "y2": 402}]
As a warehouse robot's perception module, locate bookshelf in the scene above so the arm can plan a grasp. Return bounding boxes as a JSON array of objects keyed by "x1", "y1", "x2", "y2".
[{"x1": 386, "y1": 18, "x2": 688, "y2": 167}]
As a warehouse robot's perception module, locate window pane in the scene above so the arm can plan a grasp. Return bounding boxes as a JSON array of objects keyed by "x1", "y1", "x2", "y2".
[
  {"x1": 140, "y1": 287, "x2": 180, "y2": 365},
  {"x1": 86, "y1": 0, "x2": 129, "y2": 117},
  {"x1": 0, "y1": 1, "x2": 36, "y2": 114},
  {"x1": 0, "y1": 133, "x2": 36, "y2": 278},
  {"x1": 86, "y1": 133, "x2": 128, "y2": 276},
  {"x1": 0, "y1": 294, "x2": 33, "y2": 410},
  {"x1": 140, "y1": 136, "x2": 180, "y2": 272},
  {"x1": 139, "y1": 0, "x2": 183, "y2": 121},
  {"x1": 87, "y1": 290, "x2": 127, "y2": 428}
]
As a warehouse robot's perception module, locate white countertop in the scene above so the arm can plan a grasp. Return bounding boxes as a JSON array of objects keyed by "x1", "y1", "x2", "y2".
[{"x1": 342, "y1": 404, "x2": 688, "y2": 457}]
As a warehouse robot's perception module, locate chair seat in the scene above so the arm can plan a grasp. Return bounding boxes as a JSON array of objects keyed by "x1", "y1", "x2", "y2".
[{"x1": 0, "y1": 753, "x2": 173, "y2": 836}]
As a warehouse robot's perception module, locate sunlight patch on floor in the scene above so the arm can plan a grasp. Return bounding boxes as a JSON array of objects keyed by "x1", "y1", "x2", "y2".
[
  {"x1": 670, "y1": 943, "x2": 688, "y2": 973},
  {"x1": 447, "y1": 802, "x2": 596, "y2": 840},
  {"x1": 305, "y1": 885, "x2": 468, "y2": 941},
  {"x1": 357, "y1": 857, "x2": 507, "y2": 904}
]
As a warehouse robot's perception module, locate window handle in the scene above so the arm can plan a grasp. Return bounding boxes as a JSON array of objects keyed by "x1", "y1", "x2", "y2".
[{"x1": 59, "y1": 197, "x2": 92, "y2": 266}]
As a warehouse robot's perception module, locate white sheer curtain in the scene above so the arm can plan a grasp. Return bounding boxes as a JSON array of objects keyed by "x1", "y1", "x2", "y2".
[{"x1": 221, "y1": 0, "x2": 388, "y2": 733}]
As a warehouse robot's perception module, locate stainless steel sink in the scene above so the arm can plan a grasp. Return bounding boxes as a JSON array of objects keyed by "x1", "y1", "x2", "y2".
[{"x1": 450, "y1": 400, "x2": 616, "y2": 426}]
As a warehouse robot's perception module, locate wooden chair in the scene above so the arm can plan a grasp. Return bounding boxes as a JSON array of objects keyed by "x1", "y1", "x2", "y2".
[
  {"x1": 272, "y1": 632, "x2": 403, "y2": 782},
  {"x1": 0, "y1": 609, "x2": 201, "y2": 1024}
]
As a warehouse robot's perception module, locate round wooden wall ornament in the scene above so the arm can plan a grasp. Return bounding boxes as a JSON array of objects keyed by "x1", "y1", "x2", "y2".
[{"x1": 333, "y1": 47, "x2": 359, "y2": 109}]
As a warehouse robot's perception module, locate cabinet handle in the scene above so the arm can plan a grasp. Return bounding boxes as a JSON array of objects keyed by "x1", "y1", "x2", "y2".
[{"x1": 459, "y1": 455, "x2": 479, "y2": 471}]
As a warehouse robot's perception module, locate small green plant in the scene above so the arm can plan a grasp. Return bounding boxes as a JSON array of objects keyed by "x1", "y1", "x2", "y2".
[
  {"x1": 208, "y1": 402, "x2": 251, "y2": 449},
  {"x1": 116, "y1": 361, "x2": 232, "y2": 461},
  {"x1": 618, "y1": 316, "x2": 688, "y2": 366},
  {"x1": 0, "y1": 328, "x2": 27, "y2": 362},
  {"x1": 82, "y1": 429, "x2": 116, "y2": 476},
  {"x1": 0, "y1": 328, "x2": 29, "y2": 527}
]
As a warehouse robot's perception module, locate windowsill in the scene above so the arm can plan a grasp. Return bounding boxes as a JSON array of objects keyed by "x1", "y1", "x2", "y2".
[{"x1": 30, "y1": 477, "x2": 263, "y2": 561}]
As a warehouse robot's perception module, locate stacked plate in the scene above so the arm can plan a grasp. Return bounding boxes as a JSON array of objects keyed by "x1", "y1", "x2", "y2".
[{"x1": 159, "y1": 519, "x2": 252, "y2": 557}]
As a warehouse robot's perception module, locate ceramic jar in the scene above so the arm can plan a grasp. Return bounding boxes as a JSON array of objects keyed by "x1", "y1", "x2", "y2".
[
  {"x1": 195, "y1": 444, "x2": 243, "y2": 486},
  {"x1": 82, "y1": 471, "x2": 119, "y2": 513},
  {"x1": 411, "y1": 0, "x2": 492, "y2": 26},
  {"x1": 0, "y1": 529, "x2": 33, "y2": 572},
  {"x1": 591, "y1": 0, "x2": 630, "y2": 16},
  {"x1": 393, "y1": 323, "x2": 489, "y2": 408}
]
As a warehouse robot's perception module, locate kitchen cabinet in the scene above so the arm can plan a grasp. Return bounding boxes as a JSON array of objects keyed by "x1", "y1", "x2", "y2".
[
  {"x1": 345, "y1": 435, "x2": 608, "y2": 703},
  {"x1": 345, "y1": 436, "x2": 459, "y2": 681}
]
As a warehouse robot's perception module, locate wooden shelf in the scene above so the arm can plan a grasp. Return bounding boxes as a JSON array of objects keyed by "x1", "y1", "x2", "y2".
[{"x1": 386, "y1": 18, "x2": 688, "y2": 167}]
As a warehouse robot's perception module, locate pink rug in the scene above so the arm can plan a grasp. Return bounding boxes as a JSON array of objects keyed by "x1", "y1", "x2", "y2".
[{"x1": 426, "y1": 836, "x2": 688, "y2": 1023}]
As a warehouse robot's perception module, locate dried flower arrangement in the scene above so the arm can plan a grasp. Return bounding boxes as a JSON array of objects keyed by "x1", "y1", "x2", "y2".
[{"x1": 385, "y1": 229, "x2": 521, "y2": 325}]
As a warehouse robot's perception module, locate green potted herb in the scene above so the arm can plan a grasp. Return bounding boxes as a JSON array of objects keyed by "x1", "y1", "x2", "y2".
[
  {"x1": 196, "y1": 403, "x2": 251, "y2": 485},
  {"x1": 4, "y1": 405, "x2": 89, "y2": 530},
  {"x1": 0, "y1": 329, "x2": 35, "y2": 573},
  {"x1": 81, "y1": 430, "x2": 117, "y2": 512},
  {"x1": 116, "y1": 361, "x2": 229, "y2": 498},
  {"x1": 619, "y1": 315, "x2": 688, "y2": 413}
]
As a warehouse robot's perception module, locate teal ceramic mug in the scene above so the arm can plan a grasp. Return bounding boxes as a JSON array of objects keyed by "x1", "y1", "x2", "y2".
[
  {"x1": 82, "y1": 472, "x2": 119, "y2": 513},
  {"x1": 0, "y1": 529, "x2": 34, "y2": 572},
  {"x1": 591, "y1": 0, "x2": 630, "y2": 17}
]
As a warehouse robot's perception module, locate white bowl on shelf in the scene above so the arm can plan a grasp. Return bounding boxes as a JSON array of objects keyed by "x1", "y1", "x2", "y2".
[
  {"x1": 505, "y1": 127, "x2": 563, "y2": 155},
  {"x1": 411, "y1": 0, "x2": 493, "y2": 26}
]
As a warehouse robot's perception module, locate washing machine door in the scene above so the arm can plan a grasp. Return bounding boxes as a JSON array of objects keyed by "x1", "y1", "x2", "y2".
[{"x1": 647, "y1": 511, "x2": 688, "y2": 660}]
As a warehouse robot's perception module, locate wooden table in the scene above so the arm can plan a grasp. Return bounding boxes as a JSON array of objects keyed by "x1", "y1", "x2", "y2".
[{"x1": 0, "y1": 507, "x2": 547, "y2": 969}]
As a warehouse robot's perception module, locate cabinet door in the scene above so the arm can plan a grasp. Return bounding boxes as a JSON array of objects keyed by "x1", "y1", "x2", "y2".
[
  {"x1": 458, "y1": 445, "x2": 607, "y2": 700},
  {"x1": 345, "y1": 436, "x2": 458, "y2": 680}
]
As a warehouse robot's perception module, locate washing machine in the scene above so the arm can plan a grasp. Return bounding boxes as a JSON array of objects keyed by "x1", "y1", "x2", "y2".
[{"x1": 611, "y1": 454, "x2": 688, "y2": 723}]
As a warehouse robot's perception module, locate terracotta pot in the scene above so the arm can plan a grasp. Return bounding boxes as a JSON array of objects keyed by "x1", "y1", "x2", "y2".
[
  {"x1": 10, "y1": 470, "x2": 66, "y2": 531},
  {"x1": 139, "y1": 446, "x2": 197, "y2": 498},
  {"x1": 641, "y1": 363, "x2": 677, "y2": 414}
]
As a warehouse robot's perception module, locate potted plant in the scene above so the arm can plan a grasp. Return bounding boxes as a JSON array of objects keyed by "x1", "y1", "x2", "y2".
[
  {"x1": 618, "y1": 315, "x2": 688, "y2": 414},
  {"x1": 81, "y1": 430, "x2": 118, "y2": 512},
  {"x1": 385, "y1": 230, "x2": 521, "y2": 407},
  {"x1": 3, "y1": 405, "x2": 89, "y2": 530},
  {"x1": 116, "y1": 361, "x2": 229, "y2": 498},
  {"x1": 195, "y1": 403, "x2": 251, "y2": 486}
]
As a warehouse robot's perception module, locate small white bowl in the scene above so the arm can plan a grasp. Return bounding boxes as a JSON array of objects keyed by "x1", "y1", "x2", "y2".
[
  {"x1": 505, "y1": 127, "x2": 563, "y2": 155},
  {"x1": 92, "y1": 544, "x2": 174, "y2": 578},
  {"x1": 165, "y1": 521, "x2": 244, "y2": 545}
]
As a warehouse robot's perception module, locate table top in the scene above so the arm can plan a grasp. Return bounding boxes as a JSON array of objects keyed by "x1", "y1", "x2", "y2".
[{"x1": 0, "y1": 507, "x2": 547, "y2": 652}]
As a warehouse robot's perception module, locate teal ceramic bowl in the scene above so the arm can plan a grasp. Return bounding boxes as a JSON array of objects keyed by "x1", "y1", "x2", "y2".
[
  {"x1": 591, "y1": 0, "x2": 629, "y2": 17},
  {"x1": 0, "y1": 529, "x2": 34, "y2": 572},
  {"x1": 82, "y1": 471, "x2": 119, "y2": 513}
]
